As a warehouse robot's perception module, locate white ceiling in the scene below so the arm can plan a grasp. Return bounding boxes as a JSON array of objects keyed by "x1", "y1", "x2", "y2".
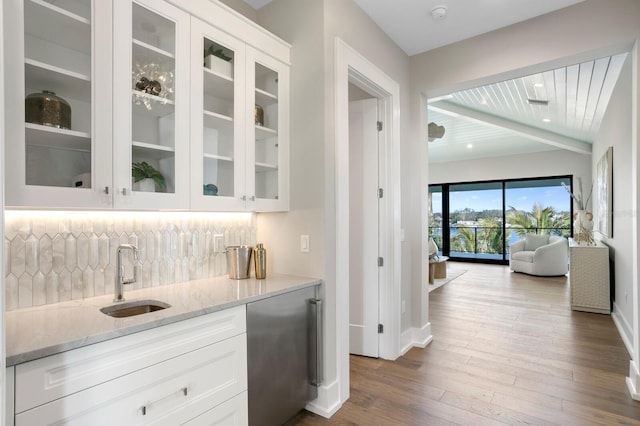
[
  {"x1": 245, "y1": 0, "x2": 585, "y2": 55},
  {"x1": 428, "y1": 53, "x2": 628, "y2": 163},
  {"x1": 243, "y1": 0, "x2": 627, "y2": 164}
]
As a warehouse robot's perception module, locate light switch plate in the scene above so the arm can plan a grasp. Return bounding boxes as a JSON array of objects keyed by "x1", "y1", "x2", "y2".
[
  {"x1": 300, "y1": 235, "x2": 310, "y2": 253},
  {"x1": 214, "y1": 234, "x2": 225, "y2": 253}
]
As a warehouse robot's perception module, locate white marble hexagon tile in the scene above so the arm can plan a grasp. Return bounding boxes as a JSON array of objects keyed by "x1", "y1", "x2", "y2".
[{"x1": 4, "y1": 211, "x2": 256, "y2": 311}]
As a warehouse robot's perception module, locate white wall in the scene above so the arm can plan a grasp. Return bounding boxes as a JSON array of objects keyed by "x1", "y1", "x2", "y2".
[
  {"x1": 429, "y1": 149, "x2": 591, "y2": 186},
  {"x1": 595, "y1": 55, "x2": 634, "y2": 349},
  {"x1": 255, "y1": 0, "x2": 411, "y2": 414}
]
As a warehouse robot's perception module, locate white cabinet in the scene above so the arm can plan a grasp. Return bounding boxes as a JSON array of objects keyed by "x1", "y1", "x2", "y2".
[
  {"x1": 6, "y1": 367, "x2": 15, "y2": 426},
  {"x1": 190, "y1": 18, "x2": 290, "y2": 212},
  {"x1": 4, "y1": 0, "x2": 113, "y2": 208},
  {"x1": 5, "y1": 0, "x2": 290, "y2": 212},
  {"x1": 11, "y1": 306, "x2": 248, "y2": 425},
  {"x1": 569, "y1": 239, "x2": 611, "y2": 314},
  {"x1": 113, "y1": 0, "x2": 190, "y2": 210}
]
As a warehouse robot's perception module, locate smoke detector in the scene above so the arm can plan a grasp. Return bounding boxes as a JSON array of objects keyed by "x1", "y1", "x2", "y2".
[{"x1": 431, "y1": 5, "x2": 447, "y2": 20}]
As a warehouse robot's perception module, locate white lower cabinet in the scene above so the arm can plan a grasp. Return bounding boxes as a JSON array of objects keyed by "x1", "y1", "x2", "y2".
[
  {"x1": 6, "y1": 366, "x2": 15, "y2": 426},
  {"x1": 11, "y1": 306, "x2": 248, "y2": 425},
  {"x1": 184, "y1": 391, "x2": 248, "y2": 426}
]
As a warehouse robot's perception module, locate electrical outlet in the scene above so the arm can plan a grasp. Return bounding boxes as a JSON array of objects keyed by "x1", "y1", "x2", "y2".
[
  {"x1": 300, "y1": 235, "x2": 310, "y2": 253},
  {"x1": 214, "y1": 234, "x2": 225, "y2": 253}
]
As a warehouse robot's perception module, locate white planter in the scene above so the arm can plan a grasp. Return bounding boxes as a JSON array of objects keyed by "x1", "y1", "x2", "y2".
[
  {"x1": 133, "y1": 178, "x2": 155, "y2": 192},
  {"x1": 205, "y1": 55, "x2": 233, "y2": 78}
]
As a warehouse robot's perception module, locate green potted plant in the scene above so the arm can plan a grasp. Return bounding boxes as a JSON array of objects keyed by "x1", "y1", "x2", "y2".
[
  {"x1": 204, "y1": 45, "x2": 233, "y2": 77},
  {"x1": 132, "y1": 161, "x2": 165, "y2": 192}
]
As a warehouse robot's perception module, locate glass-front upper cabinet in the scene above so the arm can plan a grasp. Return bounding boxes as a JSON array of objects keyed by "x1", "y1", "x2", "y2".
[
  {"x1": 4, "y1": 0, "x2": 112, "y2": 208},
  {"x1": 190, "y1": 18, "x2": 246, "y2": 211},
  {"x1": 246, "y1": 47, "x2": 289, "y2": 211},
  {"x1": 113, "y1": 0, "x2": 189, "y2": 210}
]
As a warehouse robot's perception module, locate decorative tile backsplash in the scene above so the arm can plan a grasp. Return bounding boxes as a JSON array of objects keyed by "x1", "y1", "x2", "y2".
[{"x1": 5, "y1": 211, "x2": 256, "y2": 311}]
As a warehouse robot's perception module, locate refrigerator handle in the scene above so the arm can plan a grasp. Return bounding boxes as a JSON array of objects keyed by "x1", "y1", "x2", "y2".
[{"x1": 310, "y1": 298, "x2": 323, "y2": 387}]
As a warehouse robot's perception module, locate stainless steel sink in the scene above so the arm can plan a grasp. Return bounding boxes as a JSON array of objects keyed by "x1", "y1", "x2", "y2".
[{"x1": 100, "y1": 299, "x2": 171, "y2": 318}]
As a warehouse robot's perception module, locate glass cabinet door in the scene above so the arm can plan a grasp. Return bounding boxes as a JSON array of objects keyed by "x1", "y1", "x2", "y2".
[
  {"x1": 190, "y1": 18, "x2": 246, "y2": 211},
  {"x1": 246, "y1": 47, "x2": 289, "y2": 211},
  {"x1": 5, "y1": 0, "x2": 111, "y2": 208},
  {"x1": 113, "y1": 0, "x2": 189, "y2": 209}
]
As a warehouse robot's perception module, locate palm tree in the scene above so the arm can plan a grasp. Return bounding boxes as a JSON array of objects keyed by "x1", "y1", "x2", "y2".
[{"x1": 507, "y1": 203, "x2": 569, "y2": 237}]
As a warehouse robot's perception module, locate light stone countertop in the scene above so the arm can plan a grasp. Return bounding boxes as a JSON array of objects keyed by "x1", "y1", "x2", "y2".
[{"x1": 6, "y1": 274, "x2": 322, "y2": 366}]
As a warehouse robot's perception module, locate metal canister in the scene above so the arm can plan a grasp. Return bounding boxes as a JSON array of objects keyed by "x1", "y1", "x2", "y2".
[
  {"x1": 226, "y1": 245, "x2": 253, "y2": 279},
  {"x1": 254, "y1": 243, "x2": 266, "y2": 279}
]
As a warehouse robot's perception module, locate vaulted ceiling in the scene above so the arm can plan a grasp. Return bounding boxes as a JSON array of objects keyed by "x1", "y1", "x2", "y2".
[{"x1": 427, "y1": 53, "x2": 628, "y2": 163}]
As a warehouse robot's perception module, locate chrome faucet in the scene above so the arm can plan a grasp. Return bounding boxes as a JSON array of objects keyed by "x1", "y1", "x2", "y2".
[{"x1": 114, "y1": 244, "x2": 139, "y2": 302}]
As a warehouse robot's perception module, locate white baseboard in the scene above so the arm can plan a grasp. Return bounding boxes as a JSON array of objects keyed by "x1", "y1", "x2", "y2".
[
  {"x1": 612, "y1": 302, "x2": 633, "y2": 356},
  {"x1": 627, "y1": 361, "x2": 640, "y2": 401},
  {"x1": 399, "y1": 322, "x2": 433, "y2": 356},
  {"x1": 305, "y1": 378, "x2": 343, "y2": 418}
]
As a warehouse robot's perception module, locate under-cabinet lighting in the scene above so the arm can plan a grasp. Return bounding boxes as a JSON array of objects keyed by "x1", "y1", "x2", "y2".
[
  {"x1": 4, "y1": 210, "x2": 253, "y2": 222},
  {"x1": 466, "y1": 144, "x2": 473, "y2": 149},
  {"x1": 543, "y1": 118, "x2": 551, "y2": 123}
]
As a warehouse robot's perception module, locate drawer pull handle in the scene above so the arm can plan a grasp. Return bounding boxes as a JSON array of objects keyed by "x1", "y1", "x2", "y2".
[{"x1": 141, "y1": 387, "x2": 188, "y2": 416}]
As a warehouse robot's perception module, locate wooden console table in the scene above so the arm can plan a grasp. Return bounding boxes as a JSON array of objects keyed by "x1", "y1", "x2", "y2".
[{"x1": 569, "y1": 238, "x2": 610, "y2": 314}]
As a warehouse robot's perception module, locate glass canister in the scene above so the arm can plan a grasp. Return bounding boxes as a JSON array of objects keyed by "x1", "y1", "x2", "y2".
[{"x1": 25, "y1": 90, "x2": 71, "y2": 129}]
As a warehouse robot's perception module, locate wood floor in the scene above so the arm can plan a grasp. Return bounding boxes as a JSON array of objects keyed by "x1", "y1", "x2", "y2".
[{"x1": 289, "y1": 262, "x2": 640, "y2": 425}]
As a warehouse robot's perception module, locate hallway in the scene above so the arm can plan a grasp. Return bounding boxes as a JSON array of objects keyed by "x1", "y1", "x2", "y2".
[{"x1": 292, "y1": 263, "x2": 640, "y2": 425}]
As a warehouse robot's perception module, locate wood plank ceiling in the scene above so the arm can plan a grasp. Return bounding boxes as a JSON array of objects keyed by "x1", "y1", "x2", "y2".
[{"x1": 427, "y1": 53, "x2": 628, "y2": 163}]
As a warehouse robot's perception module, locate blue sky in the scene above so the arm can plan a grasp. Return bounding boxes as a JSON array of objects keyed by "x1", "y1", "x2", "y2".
[{"x1": 431, "y1": 186, "x2": 573, "y2": 214}]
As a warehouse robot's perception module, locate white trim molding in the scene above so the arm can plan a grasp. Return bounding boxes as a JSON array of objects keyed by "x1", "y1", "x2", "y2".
[
  {"x1": 305, "y1": 379, "x2": 343, "y2": 418},
  {"x1": 334, "y1": 36, "x2": 403, "y2": 405},
  {"x1": 400, "y1": 323, "x2": 433, "y2": 356},
  {"x1": 613, "y1": 302, "x2": 634, "y2": 356}
]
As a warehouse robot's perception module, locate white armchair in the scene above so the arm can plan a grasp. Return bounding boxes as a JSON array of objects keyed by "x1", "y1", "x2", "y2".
[{"x1": 509, "y1": 234, "x2": 568, "y2": 276}]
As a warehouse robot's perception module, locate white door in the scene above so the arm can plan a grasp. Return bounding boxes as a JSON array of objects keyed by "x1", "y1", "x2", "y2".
[{"x1": 349, "y1": 98, "x2": 380, "y2": 358}]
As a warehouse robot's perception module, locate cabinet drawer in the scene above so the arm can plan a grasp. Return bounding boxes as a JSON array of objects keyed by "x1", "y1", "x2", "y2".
[
  {"x1": 16, "y1": 305, "x2": 246, "y2": 413},
  {"x1": 16, "y1": 334, "x2": 247, "y2": 425},
  {"x1": 184, "y1": 391, "x2": 248, "y2": 426}
]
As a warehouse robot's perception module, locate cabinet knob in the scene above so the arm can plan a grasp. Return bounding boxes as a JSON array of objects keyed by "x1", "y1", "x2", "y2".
[
  {"x1": 241, "y1": 195, "x2": 246, "y2": 201},
  {"x1": 103, "y1": 186, "x2": 110, "y2": 195},
  {"x1": 250, "y1": 196, "x2": 255, "y2": 202},
  {"x1": 121, "y1": 188, "x2": 127, "y2": 196}
]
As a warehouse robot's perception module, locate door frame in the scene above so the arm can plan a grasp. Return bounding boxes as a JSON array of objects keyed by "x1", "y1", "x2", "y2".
[{"x1": 335, "y1": 37, "x2": 402, "y2": 401}]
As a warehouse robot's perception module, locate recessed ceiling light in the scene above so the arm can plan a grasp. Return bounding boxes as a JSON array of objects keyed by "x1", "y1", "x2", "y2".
[
  {"x1": 534, "y1": 83, "x2": 544, "y2": 88},
  {"x1": 543, "y1": 118, "x2": 551, "y2": 123},
  {"x1": 466, "y1": 144, "x2": 473, "y2": 149}
]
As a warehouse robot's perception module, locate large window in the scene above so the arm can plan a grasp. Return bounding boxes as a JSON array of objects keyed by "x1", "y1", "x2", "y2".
[{"x1": 429, "y1": 176, "x2": 572, "y2": 263}]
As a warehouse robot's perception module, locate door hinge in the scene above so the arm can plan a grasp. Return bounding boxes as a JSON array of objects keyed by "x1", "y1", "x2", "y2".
[
  {"x1": 378, "y1": 257, "x2": 384, "y2": 267},
  {"x1": 378, "y1": 188, "x2": 383, "y2": 198},
  {"x1": 377, "y1": 121, "x2": 383, "y2": 131},
  {"x1": 378, "y1": 324, "x2": 384, "y2": 333}
]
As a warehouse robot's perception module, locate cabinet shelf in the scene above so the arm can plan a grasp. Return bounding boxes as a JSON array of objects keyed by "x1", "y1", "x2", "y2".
[
  {"x1": 132, "y1": 91, "x2": 175, "y2": 117},
  {"x1": 25, "y1": 0, "x2": 91, "y2": 55},
  {"x1": 132, "y1": 141, "x2": 175, "y2": 160},
  {"x1": 204, "y1": 153, "x2": 233, "y2": 163},
  {"x1": 255, "y1": 125, "x2": 277, "y2": 140},
  {"x1": 25, "y1": 59, "x2": 91, "y2": 102},
  {"x1": 25, "y1": 122, "x2": 91, "y2": 152},
  {"x1": 204, "y1": 110, "x2": 233, "y2": 133},
  {"x1": 133, "y1": 39, "x2": 175, "y2": 60},
  {"x1": 255, "y1": 162, "x2": 277, "y2": 172},
  {"x1": 255, "y1": 88, "x2": 277, "y2": 107},
  {"x1": 203, "y1": 67, "x2": 234, "y2": 100}
]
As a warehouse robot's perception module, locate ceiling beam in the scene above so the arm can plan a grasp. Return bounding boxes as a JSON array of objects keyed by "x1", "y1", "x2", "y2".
[{"x1": 428, "y1": 102, "x2": 592, "y2": 155}]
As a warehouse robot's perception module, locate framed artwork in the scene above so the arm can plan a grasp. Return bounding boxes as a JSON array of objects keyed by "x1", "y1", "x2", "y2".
[{"x1": 596, "y1": 147, "x2": 613, "y2": 237}]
